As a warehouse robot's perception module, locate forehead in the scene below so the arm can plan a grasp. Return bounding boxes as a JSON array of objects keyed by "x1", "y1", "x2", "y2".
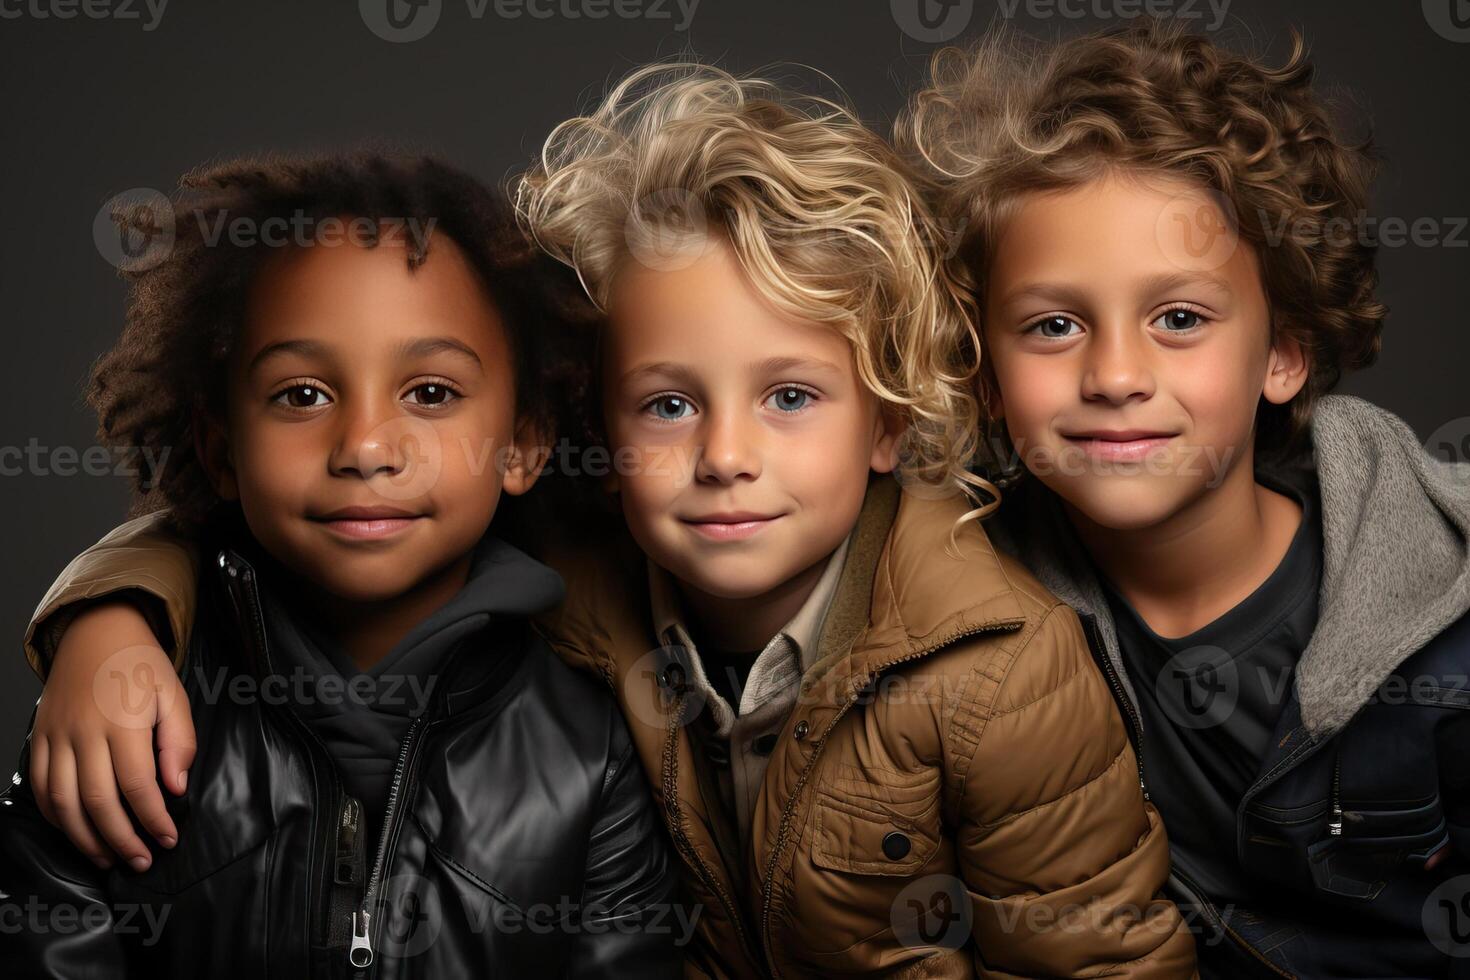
[
  {"x1": 988, "y1": 171, "x2": 1256, "y2": 291},
  {"x1": 603, "y1": 241, "x2": 855, "y2": 370},
  {"x1": 238, "y1": 232, "x2": 507, "y2": 357}
]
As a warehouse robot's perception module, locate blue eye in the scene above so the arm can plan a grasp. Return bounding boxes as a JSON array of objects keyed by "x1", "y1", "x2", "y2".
[
  {"x1": 1028, "y1": 315, "x2": 1081, "y2": 339},
  {"x1": 273, "y1": 384, "x2": 330, "y2": 409},
  {"x1": 766, "y1": 387, "x2": 811, "y2": 413},
  {"x1": 648, "y1": 395, "x2": 693, "y2": 421},
  {"x1": 1156, "y1": 308, "x2": 1205, "y2": 331}
]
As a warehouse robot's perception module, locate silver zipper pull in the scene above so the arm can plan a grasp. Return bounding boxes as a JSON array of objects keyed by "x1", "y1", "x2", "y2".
[
  {"x1": 1329, "y1": 755, "x2": 1344, "y2": 836},
  {"x1": 349, "y1": 909, "x2": 374, "y2": 969}
]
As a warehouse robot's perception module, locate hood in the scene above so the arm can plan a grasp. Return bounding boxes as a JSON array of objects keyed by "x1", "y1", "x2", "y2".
[
  {"x1": 214, "y1": 515, "x2": 566, "y2": 705},
  {"x1": 987, "y1": 395, "x2": 1470, "y2": 734}
]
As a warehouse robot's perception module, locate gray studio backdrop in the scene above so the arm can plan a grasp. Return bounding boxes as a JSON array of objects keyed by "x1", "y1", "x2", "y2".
[{"x1": 1, "y1": 0, "x2": 1466, "y2": 755}]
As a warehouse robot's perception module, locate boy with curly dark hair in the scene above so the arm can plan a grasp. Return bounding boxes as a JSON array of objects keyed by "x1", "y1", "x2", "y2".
[
  {"x1": 901, "y1": 19, "x2": 1470, "y2": 978},
  {"x1": 0, "y1": 151, "x2": 682, "y2": 977}
]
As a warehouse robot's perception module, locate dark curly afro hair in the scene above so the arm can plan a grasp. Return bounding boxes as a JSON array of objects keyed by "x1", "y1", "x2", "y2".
[{"x1": 89, "y1": 150, "x2": 601, "y2": 536}]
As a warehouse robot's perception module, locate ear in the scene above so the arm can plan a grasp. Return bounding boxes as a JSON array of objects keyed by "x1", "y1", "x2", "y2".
[
  {"x1": 868, "y1": 403, "x2": 907, "y2": 474},
  {"x1": 1262, "y1": 331, "x2": 1309, "y2": 406},
  {"x1": 500, "y1": 416, "x2": 552, "y2": 497},
  {"x1": 194, "y1": 409, "x2": 239, "y2": 501}
]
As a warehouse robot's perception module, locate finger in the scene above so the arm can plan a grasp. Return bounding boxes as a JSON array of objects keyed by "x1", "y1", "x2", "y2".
[
  {"x1": 77, "y1": 742, "x2": 152, "y2": 872},
  {"x1": 47, "y1": 744, "x2": 113, "y2": 869},
  {"x1": 155, "y1": 684, "x2": 195, "y2": 797},
  {"x1": 111, "y1": 731, "x2": 177, "y2": 848},
  {"x1": 29, "y1": 734, "x2": 54, "y2": 827}
]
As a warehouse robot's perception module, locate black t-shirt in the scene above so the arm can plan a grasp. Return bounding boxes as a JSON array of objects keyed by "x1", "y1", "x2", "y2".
[{"x1": 1101, "y1": 475, "x2": 1322, "y2": 907}]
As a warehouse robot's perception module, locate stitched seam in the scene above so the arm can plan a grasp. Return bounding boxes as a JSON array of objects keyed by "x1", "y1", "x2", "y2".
[
  {"x1": 973, "y1": 745, "x2": 1129, "y2": 831},
  {"x1": 987, "y1": 661, "x2": 1088, "y2": 718}
]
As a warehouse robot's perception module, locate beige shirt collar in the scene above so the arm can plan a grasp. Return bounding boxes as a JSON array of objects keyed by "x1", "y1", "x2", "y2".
[{"x1": 647, "y1": 532, "x2": 852, "y2": 734}]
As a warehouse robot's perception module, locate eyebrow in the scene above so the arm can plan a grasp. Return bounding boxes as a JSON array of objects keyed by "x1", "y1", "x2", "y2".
[
  {"x1": 619, "y1": 355, "x2": 844, "y2": 386},
  {"x1": 248, "y1": 335, "x2": 483, "y2": 375},
  {"x1": 995, "y1": 271, "x2": 1235, "y2": 308}
]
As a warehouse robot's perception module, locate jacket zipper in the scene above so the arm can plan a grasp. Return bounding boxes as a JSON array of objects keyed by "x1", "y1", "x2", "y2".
[
  {"x1": 1082, "y1": 617, "x2": 1149, "y2": 801},
  {"x1": 227, "y1": 551, "x2": 450, "y2": 976},
  {"x1": 758, "y1": 621, "x2": 1017, "y2": 978},
  {"x1": 658, "y1": 688, "x2": 757, "y2": 972},
  {"x1": 350, "y1": 710, "x2": 431, "y2": 970},
  {"x1": 1328, "y1": 754, "x2": 1344, "y2": 836},
  {"x1": 1080, "y1": 616, "x2": 1293, "y2": 978}
]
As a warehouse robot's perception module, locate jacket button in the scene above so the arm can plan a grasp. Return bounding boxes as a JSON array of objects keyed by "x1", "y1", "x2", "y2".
[
  {"x1": 882, "y1": 831, "x2": 911, "y2": 860},
  {"x1": 752, "y1": 733, "x2": 778, "y2": 755},
  {"x1": 793, "y1": 720, "x2": 810, "y2": 740}
]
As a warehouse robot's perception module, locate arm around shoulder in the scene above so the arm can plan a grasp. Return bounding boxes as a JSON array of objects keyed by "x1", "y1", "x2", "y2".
[{"x1": 26, "y1": 510, "x2": 201, "y2": 680}]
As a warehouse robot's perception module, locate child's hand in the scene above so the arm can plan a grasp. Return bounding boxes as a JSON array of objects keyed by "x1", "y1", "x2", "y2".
[{"x1": 29, "y1": 601, "x2": 195, "y2": 872}]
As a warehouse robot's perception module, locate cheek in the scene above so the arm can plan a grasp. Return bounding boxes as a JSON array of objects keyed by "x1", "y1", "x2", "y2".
[
  {"x1": 1170, "y1": 342, "x2": 1268, "y2": 443},
  {"x1": 989, "y1": 350, "x2": 1071, "y2": 439},
  {"x1": 233, "y1": 422, "x2": 314, "y2": 503},
  {"x1": 777, "y1": 411, "x2": 873, "y2": 495}
]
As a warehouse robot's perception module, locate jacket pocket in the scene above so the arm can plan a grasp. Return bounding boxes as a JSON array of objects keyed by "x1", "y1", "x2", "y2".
[
  {"x1": 810, "y1": 765, "x2": 942, "y2": 877},
  {"x1": 1306, "y1": 794, "x2": 1449, "y2": 900}
]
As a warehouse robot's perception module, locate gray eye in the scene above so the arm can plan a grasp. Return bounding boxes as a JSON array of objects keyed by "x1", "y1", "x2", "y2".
[
  {"x1": 651, "y1": 395, "x2": 690, "y2": 420},
  {"x1": 767, "y1": 388, "x2": 809, "y2": 412},
  {"x1": 1157, "y1": 309, "x2": 1202, "y2": 331}
]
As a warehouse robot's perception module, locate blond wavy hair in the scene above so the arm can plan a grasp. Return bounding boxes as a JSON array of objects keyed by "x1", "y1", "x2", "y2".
[
  {"x1": 899, "y1": 20, "x2": 1384, "y2": 465},
  {"x1": 516, "y1": 62, "x2": 996, "y2": 517}
]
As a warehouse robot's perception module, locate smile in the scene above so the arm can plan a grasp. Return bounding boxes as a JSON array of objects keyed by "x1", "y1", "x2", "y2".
[
  {"x1": 311, "y1": 506, "x2": 426, "y2": 541},
  {"x1": 1062, "y1": 431, "x2": 1177, "y2": 462},
  {"x1": 681, "y1": 513, "x2": 782, "y2": 541}
]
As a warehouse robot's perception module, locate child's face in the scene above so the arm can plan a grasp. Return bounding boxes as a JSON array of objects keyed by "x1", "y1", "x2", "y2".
[
  {"x1": 203, "y1": 230, "x2": 542, "y2": 602},
  {"x1": 602, "y1": 240, "x2": 900, "y2": 603},
  {"x1": 981, "y1": 172, "x2": 1307, "y2": 531}
]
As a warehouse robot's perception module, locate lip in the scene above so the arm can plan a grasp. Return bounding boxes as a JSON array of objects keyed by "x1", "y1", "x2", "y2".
[
  {"x1": 311, "y1": 506, "x2": 425, "y2": 541},
  {"x1": 1061, "y1": 430, "x2": 1177, "y2": 462},
  {"x1": 680, "y1": 512, "x2": 782, "y2": 542}
]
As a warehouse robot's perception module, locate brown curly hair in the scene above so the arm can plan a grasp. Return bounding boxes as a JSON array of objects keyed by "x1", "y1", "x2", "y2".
[
  {"x1": 899, "y1": 19, "x2": 1386, "y2": 462},
  {"x1": 89, "y1": 151, "x2": 597, "y2": 534}
]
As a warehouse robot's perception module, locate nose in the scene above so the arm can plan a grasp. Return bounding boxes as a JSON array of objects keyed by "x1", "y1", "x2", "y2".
[
  {"x1": 694, "y1": 407, "x2": 762, "y2": 485},
  {"x1": 328, "y1": 401, "x2": 409, "y2": 479},
  {"x1": 1080, "y1": 320, "x2": 1156, "y2": 406}
]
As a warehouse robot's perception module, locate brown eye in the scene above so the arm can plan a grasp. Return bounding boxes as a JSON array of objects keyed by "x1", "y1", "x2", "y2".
[
  {"x1": 406, "y1": 383, "x2": 457, "y2": 407},
  {"x1": 275, "y1": 385, "x2": 328, "y2": 408}
]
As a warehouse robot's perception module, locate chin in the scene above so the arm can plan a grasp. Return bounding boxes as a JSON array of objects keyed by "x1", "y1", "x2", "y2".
[
  {"x1": 1054, "y1": 481, "x2": 1194, "y2": 533},
  {"x1": 679, "y1": 560, "x2": 787, "y2": 602}
]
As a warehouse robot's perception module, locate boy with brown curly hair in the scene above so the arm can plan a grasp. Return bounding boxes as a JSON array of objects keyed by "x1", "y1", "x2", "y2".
[{"x1": 902, "y1": 19, "x2": 1470, "y2": 978}]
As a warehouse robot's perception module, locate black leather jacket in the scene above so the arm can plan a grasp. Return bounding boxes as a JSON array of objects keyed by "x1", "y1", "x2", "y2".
[{"x1": 0, "y1": 527, "x2": 687, "y2": 979}]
